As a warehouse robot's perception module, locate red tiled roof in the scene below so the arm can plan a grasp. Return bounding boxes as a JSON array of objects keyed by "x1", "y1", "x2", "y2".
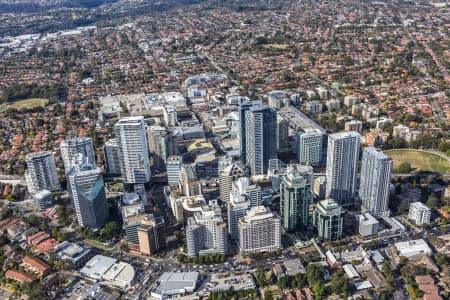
[
  {"x1": 415, "y1": 275, "x2": 434, "y2": 285},
  {"x1": 5, "y1": 269, "x2": 34, "y2": 283},
  {"x1": 35, "y1": 238, "x2": 59, "y2": 253},
  {"x1": 424, "y1": 295, "x2": 443, "y2": 300},
  {"x1": 22, "y1": 255, "x2": 51, "y2": 275}
]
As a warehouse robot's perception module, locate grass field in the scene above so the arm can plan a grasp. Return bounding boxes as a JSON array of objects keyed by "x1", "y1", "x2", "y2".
[
  {"x1": 385, "y1": 149, "x2": 450, "y2": 173},
  {"x1": 4, "y1": 98, "x2": 48, "y2": 110},
  {"x1": 262, "y1": 44, "x2": 289, "y2": 50}
]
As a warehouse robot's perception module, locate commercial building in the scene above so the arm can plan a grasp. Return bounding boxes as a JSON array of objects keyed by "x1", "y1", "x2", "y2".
[
  {"x1": 55, "y1": 241, "x2": 91, "y2": 266},
  {"x1": 60, "y1": 136, "x2": 96, "y2": 173},
  {"x1": 114, "y1": 116, "x2": 151, "y2": 184},
  {"x1": 245, "y1": 106, "x2": 277, "y2": 175},
  {"x1": 280, "y1": 164, "x2": 313, "y2": 230},
  {"x1": 238, "y1": 206, "x2": 281, "y2": 255},
  {"x1": 210, "y1": 273, "x2": 256, "y2": 292},
  {"x1": 104, "y1": 139, "x2": 121, "y2": 175},
  {"x1": 359, "y1": 147, "x2": 392, "y2": 217},
  {"x1": 408, "y1": 202, "x2": 431, "y2": 226},
  {"x1": 166, "y1": 155, "x2": 182, "y2": 186},
  {"x1": 147, "y1": 126, "x2": 168, "y2": 169},
  {"x1": 394, "y1": 239, "x2": 433, "y2": 257},
  {"x1": 296, "y1": 129, "x2": 324, "y2": 166},
  {"x1": 68, "y1": 155, "x2": 109, "y2": 230},
  {"x1": 151, "y1": 272, "x2": 199, "y2": 300},
  {"x1": 137, "y1": 214, "x2": 166, "y2": 256},
  {"x1": 25, "y1": 151, "x2": 60, "y2": 194},
  {"x1": 326, "y1": 131, "x2": 360, "y2": 207},
  {"x1": 185, "y1": 201, "x2": 227, "y2": 256},
  {"x1": 121, "y1": 192, "x2": 146, "y2": 246},
  {"x1": 32, "y1": 189, "x2": 53, "y2": 211},
  {"x1": 219, "y1": 163, "x2": 247, "y2": 204},
  {"x1": 80, "y1": 255, "x2": 135, "y2": 288},
  {"x1": 315, "y1": 198, "x2": 344, "y2": 241},
  {"x1": 357, "y1": 213, "x2": 379, "y2": 237}
]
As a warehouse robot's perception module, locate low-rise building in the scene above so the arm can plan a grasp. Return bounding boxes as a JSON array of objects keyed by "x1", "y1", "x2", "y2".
[
  {"x1": 80, "y1": 255, "x2": 135, "y2": 288},
  {"x1": 151, "y1": 272, "x2": 199, "y2": 300},
  {"x1": 209, "y1": 272, "x2": 256, "y2": 292},
  {"x1": 394, "y1": 239, "x2": 433, "y2": 257},
  {"x1": 358, "y1": 213, "x2": 379, "y2": 237},
  {"x1": 55, "y1": 241, "x2": 91, "y2": 266},
  {"x1": 5, "y1": 269, "x2": 34, "y2": 283},
  {"x1": 408, "y1": 202, "x2": 431, "y2": 226},
  {"x1": 21, "y1": 255, "x2": 51, "y2": 276}
]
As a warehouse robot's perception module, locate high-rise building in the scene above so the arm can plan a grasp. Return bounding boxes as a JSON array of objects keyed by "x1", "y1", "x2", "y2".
[
  {"x1": 238, "y1": 100, "x2": 262, "y2": 164},
  {"x1": 103, "y1": 139, "x2": 121, "y2": 175},
  {"x1": 315, "y1": 198, "x2": 344, "y2": 241},
  {"x1": 359, "y1": 147, "x2": 392, "y2": 217},
  {"x1": 180, "y1": 164, "x2": 201, "y2": 196},
  {"x1": 231, "y1": 177, "x2": 263, "y2": 207},
  {"x1": 276, "y1": 115, "x2": 289, "y2": 153},
  {"x1": 166, "y1": 156, "x2": 183, "y2": 186},
  {"x1": 25, "y1": 151, "x2": 60, "y2": 194},
  {"x1": 245, "y1": 106, "x2": 277, "y2": 175},
  {"x1": 138, "y1": 214, "x2": 166, "y2": 256},
  {"x1": 68, "y1": 155, "x2": 109, "y2": 230},
  {"x1": 60, "y1": 137, "x2": 96, "y2": 173},
  {"x1": 185, "y1": 201, "x2": 227, "y2": 257},
  {"x1": 147, "y1": 126, "x2": 168, "y2": 170},
  {"x1": 217, "y1": 155, "x2": 233, "y2": 173},
  {"x1": 280, "y1": 165, "x2": 313, "y2": 231},
  {"x1": 121, "y1": 192, "x2": 146, "y2": 246},
  {"x1": 114, "y1": 116, "x2": 151, "y2": 184},
  {"x1": 227, "y1": 195, "x2": 249, "y2": 240},
  {"x1": 296, "y1": 129, "x2": 324, "y2": 166},
  {"x1": 325, "y1": 131, "x2": 360, "y2": 207},
  {"x1": 408, "y1": 202, "x2": 431, "y2": 226},
  {"x1": 219, "y1": 163, "x2": 247, "y2": 204},
  {"x1": 238, "y1": 206, "x2": 281, "y2": 255}
]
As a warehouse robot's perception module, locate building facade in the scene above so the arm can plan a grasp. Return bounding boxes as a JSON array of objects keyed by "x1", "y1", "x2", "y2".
[
  {"x1": 296, "y1": 129, "x2": 324, "y2": 166},
  {"x1": 238, "y1": 100, "x2": 261, "y2": 164},
  {"x1": 280, "y1": 165, "x2": 314, "y2": 231},
  {"x1": 166, "y1": 156, "x2": 183, "y2": 186},
  {"x1": 104, "y1": 139, "x2": 121, "y2": 175},
  {"x1": 138, "y1": 214, "x2": 166, "y2": 256},
  {"x1": 219, "y1": 163, "x2": 247, "y2": 204},
  {"x1": 325, "y1": 131, "x2": 360, "y2": 207},
  {"x1": 276, "y1": 115, "x2": 289, "y2": 153},
  {"x1": 114, "y1": 116, "x2": 151, "y2": 184},
  {"x1": 185, "y1": 201, "x2": 227, "y2": 257},
  {"x1": 315, "y1": 198, "x2": 344, "y2": 241},
  {"x1": 61, "y1": 137, "x2": 96, "y2": 173},
  {"x1": 408, "y1": 202, "x2": 431, "y2": 226},
  {"x1": 25, "y1": 151, "x2": 60, "y2": 194},
  {"x1": 238, "y1": 206, "x2": 281, "y2": 255},
  {"x1": 359, "y1": 147, "x2": 393, "y2": 217},
  {"x1": 245, "y1": 106, "x2": 277, "y2": 175},
  {"x1": 68, "y1": 156, "x2": 109, "y2": 230},
  {"x1": 147, "y1": 126, "x2": 168, "y2": 170}
]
